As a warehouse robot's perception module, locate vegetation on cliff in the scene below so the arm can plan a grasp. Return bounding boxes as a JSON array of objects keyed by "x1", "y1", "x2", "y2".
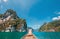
[
  {"x1": 0, "y1": 9, "x2": 27, "y2": 32},
  {"x1": 39, "y1": 20, "x2": 60, "y2": 32}
]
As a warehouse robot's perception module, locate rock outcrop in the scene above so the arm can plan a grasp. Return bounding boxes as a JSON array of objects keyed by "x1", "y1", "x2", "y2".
[
  {"x1": 0, "y1": 9, "x2": 27, "y2": 32},
  {"x1": 39, "y1": 20, "x2": 60, "y2": 32}
]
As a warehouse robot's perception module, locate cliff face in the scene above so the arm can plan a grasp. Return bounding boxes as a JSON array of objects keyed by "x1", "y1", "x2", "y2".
[
  {"x1": 39, "y1": 20, "x2": 60, "y2": 32},
  {"x1": 0, "y1": 9, "x2": 27, "y2": 32}
]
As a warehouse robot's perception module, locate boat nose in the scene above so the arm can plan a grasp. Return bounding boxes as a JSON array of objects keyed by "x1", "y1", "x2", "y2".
[{"x1": 28, "y1": 29, "x2": 32, "y2": 35}]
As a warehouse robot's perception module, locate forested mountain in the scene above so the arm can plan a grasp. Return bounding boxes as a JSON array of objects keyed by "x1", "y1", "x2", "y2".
[
  {"x1": 39, "y1": 20, "x2": 60, "y2": 32},
  {"x1": 0, "y1": 9, "x2": 27, "y2": 32}
]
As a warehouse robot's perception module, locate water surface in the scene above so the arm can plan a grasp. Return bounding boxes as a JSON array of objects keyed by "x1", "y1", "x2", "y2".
[
  {"x1": 0, "y1": 32, "x2": 60, "y2": 39},
  {"x1": 33, "y1": 32, "x2": 60, "y2": 39}
]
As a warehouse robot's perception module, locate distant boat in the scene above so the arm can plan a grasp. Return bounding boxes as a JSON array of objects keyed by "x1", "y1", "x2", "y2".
[{"x1": 21, "y1": 29, "x2": 37, "y2": 39}]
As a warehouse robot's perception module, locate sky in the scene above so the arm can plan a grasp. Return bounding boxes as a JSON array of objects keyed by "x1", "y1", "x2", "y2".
[{"x1": 0, "y1": 0, "x2": 60, "y2": 29}]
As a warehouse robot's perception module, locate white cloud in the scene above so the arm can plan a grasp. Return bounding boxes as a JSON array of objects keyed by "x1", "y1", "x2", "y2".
[
  {"x1": 30, "y1": 25, "x2": 40, "y2": 29},
  {"x1": 52, "y1": 16, "x2": 60, "y2": 20},
  {"x1": 54, "y1": 11, "x2": 60, "y2": 14},
  {"x1": 19, "y1": 0, "x2": 40, "y2": 9},
  {"x1": 27, "y1": 17, "x2": 49, "y2": 29},
  {"x1": 0, "y1": 0, "x2": 1, "y2": 3},
  {"x1": 57, "y1": 12, "x2": 60, "y2": 14},
  {"x1": 11, "y1": 0, "x2": 41, "y2": 19},
  {"x1": 13, "y1": 0, "x2": 40, "y2": 10},
  {"x1": 3, "y1": 0, "x2": 8, "y2": 2},
  {"x1": 0, "y1": 5, "x2": 3, "y2": 10}
]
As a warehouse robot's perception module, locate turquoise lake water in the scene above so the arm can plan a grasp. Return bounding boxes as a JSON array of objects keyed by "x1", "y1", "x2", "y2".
[
  {"x1": 33, "y1": 32, "x2": 60, "y2": 39},
  {"x1": 0, "y1": 32, "x2": 60, "y2": 39}
]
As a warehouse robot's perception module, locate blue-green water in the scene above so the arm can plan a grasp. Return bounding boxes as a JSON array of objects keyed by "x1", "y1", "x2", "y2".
[
  {"x1": 33, "y1": 32, "x2": 60, "y2": 39},
  {"x1": 0, "y1": 32, "x2": 27, "y2": 39},
  {"x1": 0, "y1": 32, "x2": 60, "y2": 39}
]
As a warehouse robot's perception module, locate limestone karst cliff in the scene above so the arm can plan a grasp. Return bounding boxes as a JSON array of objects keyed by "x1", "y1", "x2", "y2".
[{"x1": 0, "y1": 9, "x2": 27, "y2": 32}]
